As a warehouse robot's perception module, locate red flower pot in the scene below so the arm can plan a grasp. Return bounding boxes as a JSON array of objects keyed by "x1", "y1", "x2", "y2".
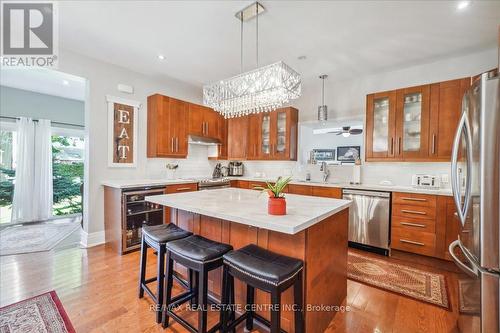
[{"x1": 268, "y1": 197, "x2": 286, "y2": 215}]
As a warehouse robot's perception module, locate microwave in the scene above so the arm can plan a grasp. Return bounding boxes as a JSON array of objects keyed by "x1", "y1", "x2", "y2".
[{"x1": 310, "y1": 149, "x2": 337, "y2": 164}]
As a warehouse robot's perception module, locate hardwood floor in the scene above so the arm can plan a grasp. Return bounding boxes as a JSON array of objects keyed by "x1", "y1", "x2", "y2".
[{"x1": 0, "y1": 235, "x2": 461, "y2": 333}]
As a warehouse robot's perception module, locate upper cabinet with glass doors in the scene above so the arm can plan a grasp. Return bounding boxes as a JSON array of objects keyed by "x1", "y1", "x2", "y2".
[
  {"x1": 246, "y1": 107, "x2": 298, "y2": 161},
  {"x1": 365, "y1": 77, "x2": 470, "y2": 162}
]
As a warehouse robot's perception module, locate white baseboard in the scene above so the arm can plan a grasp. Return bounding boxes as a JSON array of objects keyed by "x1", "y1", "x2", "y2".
[{"x1": 80, "y1": 230, "x2": 105, "y2": 248}]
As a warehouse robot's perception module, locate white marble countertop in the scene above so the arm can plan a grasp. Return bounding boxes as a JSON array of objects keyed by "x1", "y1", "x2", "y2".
[
  {"x1": 229, "y1": 177, "x2": 452, "y2": 196},
  {"x1": 146, "y1": 188, "x2": 351, "y2": 235},
  {"x1": 101, "y1": 179, "x2": 197, "y2": 189}
]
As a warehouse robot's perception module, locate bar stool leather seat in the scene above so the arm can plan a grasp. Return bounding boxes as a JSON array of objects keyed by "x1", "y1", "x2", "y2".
[{"x1": 223, "y1": 244, "x2": 303, "y2": 287}]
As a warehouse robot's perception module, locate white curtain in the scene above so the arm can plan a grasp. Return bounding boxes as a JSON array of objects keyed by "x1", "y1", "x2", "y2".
[
  {"x1": 11, "y1": 118, "x2": 36, "y2": 222},
  {"x1": 33, "y1": 119, "x2": 53, "y2": 220},
  {"x1": 11, "y1": 118, "x2": 53, "y2": 222}
]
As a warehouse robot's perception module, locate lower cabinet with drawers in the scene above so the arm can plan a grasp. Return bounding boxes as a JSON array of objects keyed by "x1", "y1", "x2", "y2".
[{"x1": 391, "y1": 192, "x2": 460, "y2": 260}]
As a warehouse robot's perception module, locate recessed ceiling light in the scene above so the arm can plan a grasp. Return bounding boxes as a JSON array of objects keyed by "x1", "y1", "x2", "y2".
[
  {"x1": 457, "y1": 1, "x2": 470, "y2": 10},
  {"x1": 62, "y1": 80, "x2": 69, "y2": 86},
  {"x1": 158, "y1": 54, "x2": 165, "y2": 60}
]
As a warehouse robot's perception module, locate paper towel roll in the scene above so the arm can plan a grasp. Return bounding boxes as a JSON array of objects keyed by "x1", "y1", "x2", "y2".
[{"x1": 352, "y1": 165, "x2": 361, "y2": 184}]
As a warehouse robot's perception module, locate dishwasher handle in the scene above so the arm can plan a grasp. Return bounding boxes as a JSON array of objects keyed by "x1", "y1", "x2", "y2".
[{"x1": 342, "y1": 189, "x2": 390, "y2": 198}]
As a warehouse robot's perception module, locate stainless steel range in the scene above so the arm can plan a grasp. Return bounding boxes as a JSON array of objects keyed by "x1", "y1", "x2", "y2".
[{"x1": 197, "y1": 178, "x2": 231, "y2": 191}]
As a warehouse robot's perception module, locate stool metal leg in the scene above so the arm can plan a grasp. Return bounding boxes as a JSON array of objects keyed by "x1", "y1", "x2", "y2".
[
  {"x1": 198, "y1": 268, "x2": 209, "y2": 333},
  {"x1": 245, "y1": 285, "x2": 255, "y2": 331},
  {"x1": 270, "y1": 290, "x2": 281, "y2": 333},
  {"x1": 162, "y1": 251, "x2": 174, "y2": 328},
  {"x1": 293, "y1": 272, "x2": 304, "y2": 333},
  {"x1": 138, "y1": 235, "x2": 147, "y2": 298},
  {"x1": 155, "y1": 244, "x2": 166, "y2": 323}
]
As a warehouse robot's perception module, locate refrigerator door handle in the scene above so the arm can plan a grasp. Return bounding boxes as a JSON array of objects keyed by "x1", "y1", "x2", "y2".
[
  {"x1": 451, "y1": 95, "x2": 473, "y2": 227},
  {"x1": 449, "y1": 239, "x2": 479, "y2": 277}
]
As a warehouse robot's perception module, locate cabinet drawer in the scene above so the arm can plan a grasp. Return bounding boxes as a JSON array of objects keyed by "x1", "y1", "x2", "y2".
[
  {"x1": 392, "y1": 203, "x2": 436, "y2": 220},
  {"x1": 392, "y1": 227, "x2": 436, "y2": 256},
  {"x1": 248, "y1": 181, "x2": 267, "y2": 190},
  {"x1": 287, "y1": 184, "x2": 312, "y2": 196},
  {"x1": 392, "y1": 215, "x2": 436, "y2": 233},
  {"x1": 311, "y1": 186, "x2": 342, "y2": 199},
  {"x1": 393, "y1": 192, "x2": 437, "y2": 208},
  {"x1": 165, "y1": 183, "x2": 198, "y2": 194}
]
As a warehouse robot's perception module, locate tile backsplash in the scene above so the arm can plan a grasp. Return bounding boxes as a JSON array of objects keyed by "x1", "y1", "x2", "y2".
[{"x1": 144, "y1": 145, "x2": 451, "y2": 189}]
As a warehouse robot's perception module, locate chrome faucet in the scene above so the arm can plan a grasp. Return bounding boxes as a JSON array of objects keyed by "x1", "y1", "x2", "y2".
[{"x1": 320, "y1": 162, "x2": 330, "y2": 183}]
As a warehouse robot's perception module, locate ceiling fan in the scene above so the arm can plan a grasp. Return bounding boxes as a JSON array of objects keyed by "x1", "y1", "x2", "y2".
[{"x1": 313, "y1": 125, "x2": 363, "y2": 137}]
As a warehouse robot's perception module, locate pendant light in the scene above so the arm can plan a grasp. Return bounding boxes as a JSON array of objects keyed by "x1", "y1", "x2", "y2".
[
  {"x1": 203, "y1": 2, "x2": 301, "y2": 118},
  {"x1": 318, "y1": 74, "x2": 328, "y2": 121}
]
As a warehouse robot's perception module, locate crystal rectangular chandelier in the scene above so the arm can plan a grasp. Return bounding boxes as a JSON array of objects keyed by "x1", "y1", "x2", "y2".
[
  {"x1": 203, "y1": 2, "x2": 301, "y2": 118},
  {"x1": 203, "y1": 61, "x2": 301, "y2": 118}
]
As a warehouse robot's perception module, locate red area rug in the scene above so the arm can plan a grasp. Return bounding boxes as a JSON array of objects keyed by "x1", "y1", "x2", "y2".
[
  {"x1": 348, "y1": 251, "x2": 450, "y2": 309},
  {"x1": 0, "y1": 291, "x2": 75, "y2": 332}
]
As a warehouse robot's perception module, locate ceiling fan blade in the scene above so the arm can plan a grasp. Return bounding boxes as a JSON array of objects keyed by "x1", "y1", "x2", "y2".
[
  {"x1": 349, "y1": 128, "x2": 363, "y2": 135},
  {"x1": 336, "y1": 132, "x2": 342, "y2": 135}
]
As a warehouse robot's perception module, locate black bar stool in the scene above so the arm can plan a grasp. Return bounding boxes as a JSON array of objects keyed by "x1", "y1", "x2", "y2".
[
  {"x1": 162, "y1": 235, "x2": 233, "y2": 333},
  {"x1": 221, "y1": 244, "x2": 304, "y2": 333},
  {"x1": 138, "y1": 223, "x2": 192, "y2": 323}
]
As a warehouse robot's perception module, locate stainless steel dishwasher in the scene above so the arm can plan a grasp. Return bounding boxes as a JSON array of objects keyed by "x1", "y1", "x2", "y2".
[{"x1": 342, "y1": 189, "x2": 391, "y2": 255}]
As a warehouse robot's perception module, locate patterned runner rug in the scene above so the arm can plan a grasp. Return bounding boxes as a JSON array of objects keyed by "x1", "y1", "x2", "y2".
[
  {"x1": 348, "y1": 251, "x2": 449, "y2": 309},
  {"x1": 0, "y1": 291, "x2": 75, "y2": 333},
  {"x1": 0, "y1": 217, "x2": 80, "y2": 256}
]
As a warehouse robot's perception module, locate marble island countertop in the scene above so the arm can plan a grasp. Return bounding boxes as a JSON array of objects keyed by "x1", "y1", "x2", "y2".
[{"x1": 146, "y1": 187, "x2": 351, "y2": 235}]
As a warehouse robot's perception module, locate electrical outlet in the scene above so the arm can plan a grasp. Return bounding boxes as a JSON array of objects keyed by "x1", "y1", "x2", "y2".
[{"x1": 441, "y1": 174, "x2": 449, "y2": 184}]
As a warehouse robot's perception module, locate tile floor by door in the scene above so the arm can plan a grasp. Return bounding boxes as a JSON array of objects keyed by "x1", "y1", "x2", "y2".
[{"x1": 0, "y1": 233, "x2": 461, "y2": 333}]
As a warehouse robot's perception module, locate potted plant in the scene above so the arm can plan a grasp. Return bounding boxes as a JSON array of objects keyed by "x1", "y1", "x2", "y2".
[{"x1": 258, "y1": 176, "x2": 292, "y2": 216}]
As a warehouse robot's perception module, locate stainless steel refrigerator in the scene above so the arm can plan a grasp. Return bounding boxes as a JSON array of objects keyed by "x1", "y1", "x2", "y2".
[{"x1": 449, "y1": 71, "x2": 499, "y2": 333}]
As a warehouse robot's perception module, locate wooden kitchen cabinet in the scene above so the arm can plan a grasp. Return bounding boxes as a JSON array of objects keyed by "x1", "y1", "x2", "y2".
[
  {"x1": 247, "y1": 114, "x2": 261, "y2": 160},
  {"x1": 188, "y1": 103, "x2": 220, "y2": 139},
  {"x1": 227, "y1": 116, "x2": 249, "y2": 160},
  {"x1": 216, "y1": 117, "x2": 228, "y2": 160},
  {"x1": 147, "y1": 94, "x2": 189, "y2": 158},
  {"x1": 365, "y1": 91, "x2": 397, "y2": 160},
  {"x1": 164, "y1": 183, "x2": 198, "y2": 224},
  {"x1": 311, "y1": 186, "x2": 342, "y2": 199},
  {"x1": 366, "y1": 77, "x2": 470, "y2": 162},
  {"x1": 288, "y1": 184, "x2": 313, "y2": 196},
  {"x1": 269, "y1": 107, "x2": 298, "y2": 161},
  {"x1": 245, "y1": 107, "x2": 298, "y2": 161},
  {"x1": 428, "y1": 78, "x2": 470, "y2": 160},
  {"x1": 395, "y1": 85, "x2": 431, "y2": 160}
]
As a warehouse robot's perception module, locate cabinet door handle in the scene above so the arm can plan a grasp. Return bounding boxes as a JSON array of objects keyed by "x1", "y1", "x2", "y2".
[
  {"x1": 401, "y1": 197, "x2": 427, "y2": 202},
  {"x1": 171, "y1": 137, "x2": 174, "y2": 152},
  {"x1": 206, "y1": 122, "x2": 209, "y2": 135},
  {"x1": 400, "y1": 222, "x2": 426, "y2": 228},
  {"x1": 431, "y1": 134, "x2": 436, "y2": 154},
  {"x1": 400, "y1": 239, "x2": 425, "y2": 246},
  {"x1": 390, "y1": 137, "x2": 394, "y2": 155},
  {"x1": 398, "y1": 137, "x2": 402, "y2": 155},
  {"x1": 401, "y1": 209, "x2": 427, "y2": 215},
  {"x1": 176, "y1": 187, "x2": 192, "y2": 191},
  {"x1": 175, "y1": 137, "x2": 179, "y2": 152}
]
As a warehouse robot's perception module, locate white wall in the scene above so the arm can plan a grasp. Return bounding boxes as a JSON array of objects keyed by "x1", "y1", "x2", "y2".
[
  {"x1": 57, "y1": 49, "x2": 202, "y2": 236},
  {"x1": 0, "y1": 86, "x2": 85, "y2": 127}
]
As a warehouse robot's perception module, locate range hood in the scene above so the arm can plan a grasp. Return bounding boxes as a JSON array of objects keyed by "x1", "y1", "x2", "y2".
[{"x1": 188, "y1": 135, "x2": 221, "y2": 146}]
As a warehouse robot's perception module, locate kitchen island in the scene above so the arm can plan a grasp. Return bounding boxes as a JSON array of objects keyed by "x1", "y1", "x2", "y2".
[{"x1": 146, "y1": 188, "x2": 351, "y2": 333}]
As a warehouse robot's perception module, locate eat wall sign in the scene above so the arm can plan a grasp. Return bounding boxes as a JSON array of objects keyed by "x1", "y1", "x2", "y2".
[{"x1": 106, "y1": 95, "x2": 141, "y2": 168}]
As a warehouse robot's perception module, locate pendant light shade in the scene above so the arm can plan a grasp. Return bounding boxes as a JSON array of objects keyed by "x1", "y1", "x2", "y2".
[{"x1": 318, "y1": 74, "x2": 328, "y2": 121}]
